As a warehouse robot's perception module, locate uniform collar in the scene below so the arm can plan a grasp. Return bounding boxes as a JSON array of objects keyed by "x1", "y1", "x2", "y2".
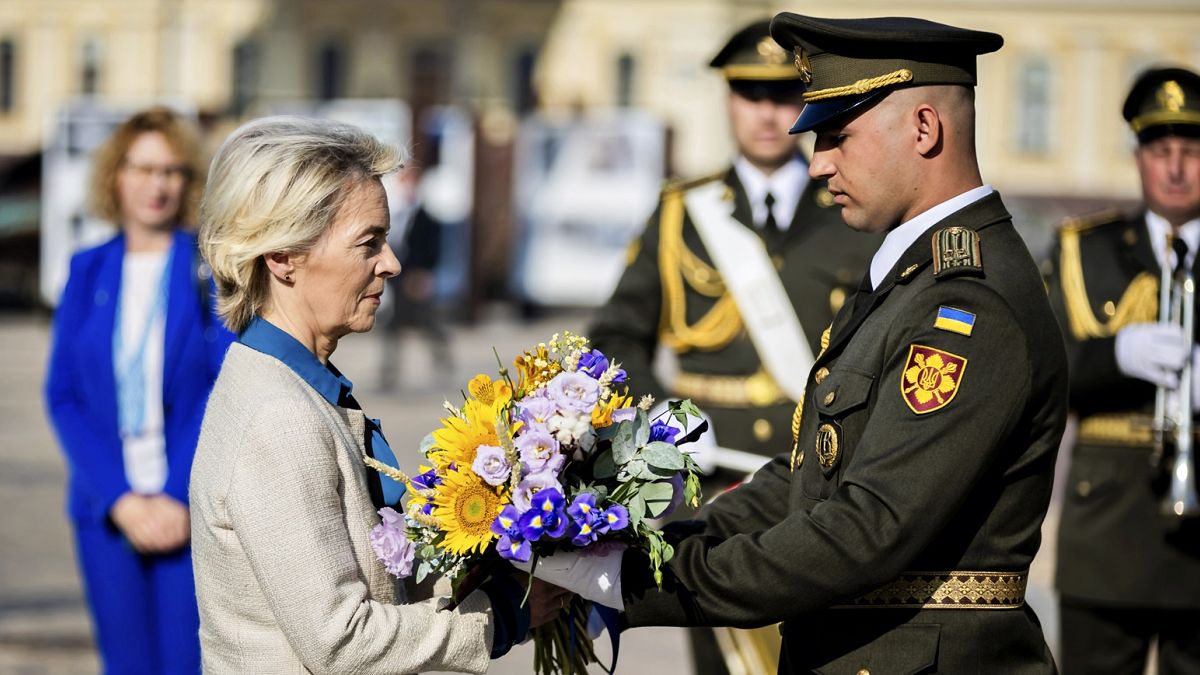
[
  {"x1": 733, "y1": 154, "x2": 809, "y2": 232},
  {"x1": 868, "y1": 184, "x2": 994, "y2": 290},
  {"x1": 239, "y1": 316, "x2": 354, "y2": 408},
  {"x1": 1144, "y1": 209, "x2": 1200, "y2": 270}
]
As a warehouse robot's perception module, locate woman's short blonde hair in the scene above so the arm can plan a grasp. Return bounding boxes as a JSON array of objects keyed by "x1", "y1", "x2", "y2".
[
  {"x1": 198, "y1": 116, "x2": 403, "y2": 333},
  {"x1": 88, "y1": 106, "x2": 204, "y2": 226}
]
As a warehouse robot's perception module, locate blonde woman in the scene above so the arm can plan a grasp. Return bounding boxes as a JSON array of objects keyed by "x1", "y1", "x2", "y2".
[
  {"x1": 44, "y1": 107, "x2": 233, "y2": 674},
  {"x1": 191, "y1": 117, "x2": 563, "y2": 673}
]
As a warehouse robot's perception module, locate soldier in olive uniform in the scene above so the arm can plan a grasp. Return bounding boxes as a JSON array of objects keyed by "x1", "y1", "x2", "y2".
[
  {"x1": 1047, "y1": 67, "x2": 1200, "y2": 674},
  {"x1": 531, "y1": 15, "x2": 1066, "y2": 674},
  {"x1": 589, "y1": 20, "x2": 877, "y2": 480}
]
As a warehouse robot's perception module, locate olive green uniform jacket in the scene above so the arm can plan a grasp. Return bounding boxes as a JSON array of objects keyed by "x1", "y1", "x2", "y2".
[
  {"x1": 589, "y1": 165, "x2": 877, "y2": 457},
  {"x1": 1046, "y1": 210, "x2": 1200, "y2": 608},
  {"x1": 621, "y1": 193, "x2": 1065, "y2": 674}
]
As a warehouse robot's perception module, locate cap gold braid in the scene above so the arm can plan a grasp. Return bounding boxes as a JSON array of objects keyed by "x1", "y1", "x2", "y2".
[{"x1": 803, "y1": 68, "x2": 913, "y2": 102}]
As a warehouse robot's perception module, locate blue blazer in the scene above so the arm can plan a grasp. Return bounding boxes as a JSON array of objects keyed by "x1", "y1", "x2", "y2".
[{"x1": 45, "y1": 230, "x2": 234, "y2": 524}]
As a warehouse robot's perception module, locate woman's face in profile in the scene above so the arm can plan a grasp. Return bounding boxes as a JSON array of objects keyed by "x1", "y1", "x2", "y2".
[
  {"x1": 293, "y1": 178, "x2": 401, "y2": 339},
  {"x1": 116, "y1": 131, "x2": 188, "y2": 231}
]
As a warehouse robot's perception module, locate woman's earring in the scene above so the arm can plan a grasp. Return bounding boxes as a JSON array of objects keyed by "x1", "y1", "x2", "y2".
[{"x1": 285, "y1": 274, "x2": 292, "y2": 282}]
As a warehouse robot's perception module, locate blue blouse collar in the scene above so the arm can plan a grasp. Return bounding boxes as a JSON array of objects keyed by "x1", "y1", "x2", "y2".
[{"x1": 239, "y1": 316, "x2": 354, "y2": 408}]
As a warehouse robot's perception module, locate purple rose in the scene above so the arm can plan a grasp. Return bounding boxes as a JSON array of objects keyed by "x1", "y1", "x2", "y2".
[
  {"x1": 512, "y1": 470, "x2": 563, "y2": 512},
  {"x1": 518, "y1": 394, "x2": 558, "y2": 426},
  {"x1": 546, "y1": 371, "x2": 601, "y2": 414},
  {"x1": 471, "y1": 444, "x2": 511, "y2": 487},
  {"x1": 515, "y1": 429, "x2": 565, "y2": 474},
  {"x1": 611, "y1": 407, "x2": 637, "y2": 423},
  {"x1": 369, "y1": 507, "x2": 416, "y2": 579}
]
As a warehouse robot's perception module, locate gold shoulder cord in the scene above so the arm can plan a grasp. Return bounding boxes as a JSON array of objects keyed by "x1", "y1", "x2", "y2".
[
  {"x1": 1058, "y1": 227, "x2": 1158, "y2": 340},
  {"x1": 790, "y1": 326, "x2": 831, "y2": 470},
  {"x1": 658, "y1": 188, "x2": 744, "y2": 352}
]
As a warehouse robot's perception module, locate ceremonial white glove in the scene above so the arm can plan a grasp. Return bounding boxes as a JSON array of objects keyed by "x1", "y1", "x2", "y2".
[
  {"x1": 650, "y1": 400, "x2": 718, "y2": 475},
  {"x1": 512, "y1": 549, "x2": 626, "y2": 611},
  {"x1": 1115, "y1": 323, "x2": 1190, "y2": 389}
]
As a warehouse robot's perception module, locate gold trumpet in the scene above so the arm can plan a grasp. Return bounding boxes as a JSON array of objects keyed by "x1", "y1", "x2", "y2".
[{"x1": 1153, "y1": 234, "x2": 1200, "y2": 517}]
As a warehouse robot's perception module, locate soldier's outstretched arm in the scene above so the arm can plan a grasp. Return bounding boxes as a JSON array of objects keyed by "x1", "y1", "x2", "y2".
[{"x1": 619, "y1": 280, "x2": 1043, "y2": 629}]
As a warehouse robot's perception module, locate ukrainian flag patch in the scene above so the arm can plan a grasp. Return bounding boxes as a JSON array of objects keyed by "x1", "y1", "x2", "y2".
[{"x1": 934, "y1": 306, "x2": 976, "y2": 336}]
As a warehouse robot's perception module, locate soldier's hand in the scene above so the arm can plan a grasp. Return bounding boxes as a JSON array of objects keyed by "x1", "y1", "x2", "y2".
[{"x1": 1115, "y1": 322, "x2": 1190, "y2": 388}]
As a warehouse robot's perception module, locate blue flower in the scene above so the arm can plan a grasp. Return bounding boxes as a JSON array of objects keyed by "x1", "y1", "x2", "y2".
[
  {"x1": 598, "y1": 504, "x2": 629, "y2": 533},
  {"x1": 491, "y1": 505, "x2": 531, "y2": 562},
  {"x1": 577, "y1": 349, "x2": 627, "y2": 383},
  {"x1": 411, "y1": 467, "x2": 442, "y2": 491},
  {"x1": 568, "y1": 514, "x2": 601, "y2": 547},
  {"x1": 648, "y1": 420, "x2": 680, "y2": 445},
  {"x1": 518, "y1": 488, "x2": 569, "y2": 541}
]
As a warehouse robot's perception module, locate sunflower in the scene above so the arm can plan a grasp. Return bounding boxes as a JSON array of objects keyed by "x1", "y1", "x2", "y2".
[
  {"x1": 433, "y1": 468, "x2": 505, "y2": 556},
  {"x1": 592, "y1": 391, "x2": 633, "y2": 428},
  {"x1": 431, "y1": 399, "x2": 499, "y2": 469}
]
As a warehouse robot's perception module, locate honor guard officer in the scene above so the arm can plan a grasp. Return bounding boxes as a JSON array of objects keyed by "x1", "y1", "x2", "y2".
[
  {"x1": 588, "y1": 19, "x2": 877, "y2": 482},
  {"x1": 529, "y1": 14, "x2": 1068, "y2": 674},
  {"x1": 589, "y1": 22, "x2": 877, "y2": 673},
  {"x1": 1048, "y1": 66, "x2": 1200, "y2": 675}
]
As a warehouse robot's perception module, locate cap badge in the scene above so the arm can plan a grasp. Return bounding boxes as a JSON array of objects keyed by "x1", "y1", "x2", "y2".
[
  {"x1": 1158, "y1": 80, "x2": 1185, "y2": 113},
  {"x1": 756, "y1": 36, "x2": 788, "y2": 65},
  {"x1": 793, "y1": 47, "x2": 812, "y2": 84}
]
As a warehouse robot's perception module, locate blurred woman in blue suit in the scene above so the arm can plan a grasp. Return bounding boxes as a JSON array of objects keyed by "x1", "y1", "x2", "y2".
[{"x1": 44, "y1": 107, "x2": 233, "y2": 674}]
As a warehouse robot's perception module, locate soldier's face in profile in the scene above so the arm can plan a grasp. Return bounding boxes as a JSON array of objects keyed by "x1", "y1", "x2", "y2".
[
  {"x1": 1136, "y1": 135, "x2": 1200, "y2": 226},
  {"x1": 809, "y1": 95, "x2": 911, "y2": 234},
  {"x1": 727, "y1": 90, "x2": 804, "y2": 172}
]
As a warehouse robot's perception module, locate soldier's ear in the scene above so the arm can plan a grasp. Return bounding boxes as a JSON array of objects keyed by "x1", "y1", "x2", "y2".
[{"x1": 913, "y1": 103, "x2": 942, "y2": 157}]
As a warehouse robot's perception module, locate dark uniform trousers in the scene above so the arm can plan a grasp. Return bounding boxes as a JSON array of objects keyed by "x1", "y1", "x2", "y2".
[
  {"x1": 1047, "y1": 210, "x2": 1200, "y2": 675},
  {"x1": 620, "y1": 193, "x2": 1064, "y2": 674},
  {"x1": 590, "y1": 166, "x2": 876, "y2": 674}
]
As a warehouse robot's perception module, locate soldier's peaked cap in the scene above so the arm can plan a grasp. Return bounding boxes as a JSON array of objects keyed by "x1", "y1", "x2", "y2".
[
  {"x1": 769, "y1": 14, "x2": 1003, "y2": 134},
  {"x1": 1122, "y1": 66, "x2": 1200, "y2": 144}
]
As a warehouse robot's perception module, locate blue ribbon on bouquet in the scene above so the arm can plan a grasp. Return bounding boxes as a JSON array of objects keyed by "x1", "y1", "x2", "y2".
[{"x1": 568, "y1": 600, "x2": 622, "y2": 674}]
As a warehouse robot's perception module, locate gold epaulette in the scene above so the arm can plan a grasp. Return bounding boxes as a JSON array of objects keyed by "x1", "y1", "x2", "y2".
[
  {"x1": 662, "y1": 169, "x2": 725, "y2": 196},
  {"x1": 932, "y1": 226, "x2": 983, "y2": 280},
  {"x1": 1058, "y1": 208, "x2": 1123, "y2": 235},
  {"x1": 1057, "y1": 208, "x2": 1157, "y2": 340},
  {"x1": 657, "y1": 170, "x2": 743, "y2": 353}
]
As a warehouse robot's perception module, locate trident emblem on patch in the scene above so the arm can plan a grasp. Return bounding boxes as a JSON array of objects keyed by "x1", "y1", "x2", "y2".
[{"x1": 901, "y1": 344, "x2": 968, "y2": 414}]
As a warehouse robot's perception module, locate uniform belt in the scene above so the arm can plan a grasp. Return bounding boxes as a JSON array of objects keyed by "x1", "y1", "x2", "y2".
[
  {"x1": 833, "y1": 570, "x2": 1028, "y2": 609},
  {"x1": 672, "y1": 369, "x2": 790, "y2": 408},
  {"x1": 1077, "y1": 413, "x2": 1155, "y2": 446}
]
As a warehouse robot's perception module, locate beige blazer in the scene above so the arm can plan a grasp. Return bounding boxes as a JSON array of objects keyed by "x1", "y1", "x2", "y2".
[{"x1": 191, "y1": 343, "x2": 493, "y2": 674}]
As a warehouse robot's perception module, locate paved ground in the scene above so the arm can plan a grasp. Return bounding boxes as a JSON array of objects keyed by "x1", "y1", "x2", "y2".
[{"x1": 0, "y1": 308, "x2": 1065, "y2": 673}]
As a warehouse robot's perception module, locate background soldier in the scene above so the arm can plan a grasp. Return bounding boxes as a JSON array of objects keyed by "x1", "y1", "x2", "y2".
[
  {"x1": 1048, "y1": 66, "x2": 1200, "y2": 674},
  {"x1": 588, "y1": 19, "x2": 877, "y2": 674},
  {"x1": 539, "y1": 14, "x2": 1066, "y2": 673},
  {"x1": 589, "y1": 19, "x2": 876, "y2": 484}
]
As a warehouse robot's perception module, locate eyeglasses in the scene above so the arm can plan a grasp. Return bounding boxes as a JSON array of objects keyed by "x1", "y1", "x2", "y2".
[{"x1": 120, "y1": 161, "x2": 190, "y2": 182}]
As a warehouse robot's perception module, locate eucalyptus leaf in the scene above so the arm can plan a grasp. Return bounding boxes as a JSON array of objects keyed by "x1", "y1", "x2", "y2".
[
  {"x1": 640, "y1": 481, "x2": 676, "y2": 518},
  {"x1": 633, "y1": 462, "x2": 676, "y2": 481},
  {"x1": 593, "y1": 448, "x2": 617, "y2": 479},
  {"x1": 623, "y1": 458, "x2": 648, "y2": 479},
  {"x1": 628, "y1": 495, "x2": 646, "y2": 526},
  {"x1": 415, "y1": 561, "x2": 432, "y2": 584},
  {"x1": 635, "y1": 409, "x2": 651, "y2": 447},
  {"x1": 613, "y1": 421, "x2": 637, "y2": 464},
  {"x1": 641, "y1": 441, "x2": 685, "y2": 471}
]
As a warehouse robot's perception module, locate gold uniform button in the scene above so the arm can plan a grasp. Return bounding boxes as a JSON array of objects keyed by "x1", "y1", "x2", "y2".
[
  {"x1": 1076, "y1": 480, "x2": 1092, "y2": 498},
  {"x1": 857, "y1": 669, "x2": 871, "y2": 675},
  {"x1": 753, "y1": 418, "x2": 772, "y2": 442},
  {"x1": 823, "y1": 391, "x2": 836, "y2": 406},
  {"x1": 814, "y1": 367, "x2": 830, "y2": 385},
  {"x1": 1103, "y1": 300, "x2": 1116, "y2": 317}
]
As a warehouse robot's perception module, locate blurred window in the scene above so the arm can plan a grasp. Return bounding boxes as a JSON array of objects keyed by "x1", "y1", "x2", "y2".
[
  {"x1": 231, "y1": 39, "x2": 260, "y2": 116},
  {"x1": 81, "y1": 39, "x2": 101, "y2": 96},
  {"x1": 317, "y1": 42, "x2": 345, "y2": 101},
  {"x1": 1016, "y1": 58, "x2": 1053, "y2": 156},
  {"x1": 616, "y1": 53, "x2": 636, "y2": 108},
  {"x1": 0, "y1": 39, "x2": 13, "y2": 113}
]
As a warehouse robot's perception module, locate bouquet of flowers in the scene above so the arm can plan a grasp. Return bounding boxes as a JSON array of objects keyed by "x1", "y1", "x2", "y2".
[{"x1": 365, "y1": 332, "x2": 705, "y2": 674}]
